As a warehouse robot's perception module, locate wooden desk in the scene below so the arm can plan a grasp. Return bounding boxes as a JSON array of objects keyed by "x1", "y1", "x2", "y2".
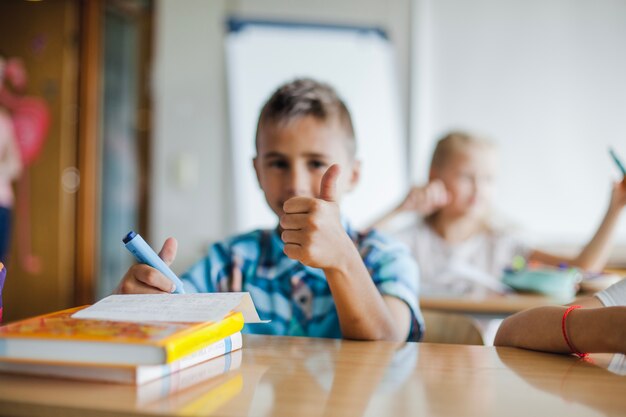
[
  {"x1": 420, "y1": 273, "x2": 625, "y2": 316},
  {"x1": 604, "y1": 267, "x2": 626, "y2": 276},
  {"x1": 0, "y1": 335, "x2": 625, "y2": 417},
  {"x1": 420, "y1": 294, "x2": 580, "y2": 345},
  {"x1": 420, "y1": 293, "x2": 574, "y2": 315}
]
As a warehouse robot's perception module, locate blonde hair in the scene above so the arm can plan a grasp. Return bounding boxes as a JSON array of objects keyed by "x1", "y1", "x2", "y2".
[
  {"x1": 426, "y1": 131, "x2": 497, "y2": 231},
  {"x1": 430, "y1": 131, "x2": 495, "y2": 172}
]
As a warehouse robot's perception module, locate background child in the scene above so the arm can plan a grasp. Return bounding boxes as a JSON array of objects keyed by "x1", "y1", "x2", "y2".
[
  {"x1": 494, "y1": 278, "x2": 626, "y2": 354},
  {"x1": 0, "y1": 55, "x2": 23, "y2": 263},
  {"x1": 116, "y1": 78, "x2": 424, "y2": 342},
  {"x1": 370, "y1": 131, "x2": 626, "y2": 296}
]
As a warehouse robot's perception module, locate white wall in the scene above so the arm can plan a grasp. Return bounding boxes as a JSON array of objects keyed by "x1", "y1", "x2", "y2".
[
  {"x1": 151, "y1": 0, "x2": 230, "y2": 270},
  {"x1": 153, "y1": 0, "x2": 626, "y2": 271},
  {"x1": 411, "y1": 0, "x2": 626, "y2": 261},
  {"x1": 152, "y1": 0, "x2": 412, "y2": 272}
]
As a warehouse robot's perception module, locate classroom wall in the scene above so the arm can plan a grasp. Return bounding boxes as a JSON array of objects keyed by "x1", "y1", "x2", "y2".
[
  {"x1": 150, "y1": 0, "x2": 228, "y2": 272},
  {"x1": 411, "y1": 0, "x2": 626, "y2": 261},
  {"x1": 151, "y1": 0, "x2": 412, "y2": 272},
  {"x1": 153, "y1": 0, "x2": 626, "y2": 269}
]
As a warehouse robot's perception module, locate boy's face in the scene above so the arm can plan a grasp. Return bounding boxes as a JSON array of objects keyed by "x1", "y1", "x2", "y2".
[
  {"x1": 254, "y1": 116, "x2": 360, "y2": 218},
  {"x1": 431, "y1": 146, "x2": 497, "y2": 218}
]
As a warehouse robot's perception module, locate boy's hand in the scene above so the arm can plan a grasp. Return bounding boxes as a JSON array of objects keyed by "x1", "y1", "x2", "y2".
[
  {"x1": 396, "y1": 180, "x2": 449, "y2": 216},
  {"x1": 114, "y1": 238, "x2": 178, "y2": 294},
  {"x1": 280, "y1": 164, "x2": 354, "y2": 271}
]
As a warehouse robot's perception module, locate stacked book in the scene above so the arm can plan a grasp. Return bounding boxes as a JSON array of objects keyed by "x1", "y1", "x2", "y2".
[{"x1": 0, "y1": 293, "x2": 262, "y2": 386}]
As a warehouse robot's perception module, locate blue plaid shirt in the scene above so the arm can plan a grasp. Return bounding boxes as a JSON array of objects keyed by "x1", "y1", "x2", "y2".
[{"x1": 181, "y1": 224, "x2": 424, "y2": 341}]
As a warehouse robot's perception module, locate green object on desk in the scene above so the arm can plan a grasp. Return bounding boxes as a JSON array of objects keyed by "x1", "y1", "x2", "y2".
[
  {"x1": 502, "y1": 268, "x2": 581, "y2": 299},
  {"x1": 511, "y1": 255, "x2": 526, "y2": 271}
]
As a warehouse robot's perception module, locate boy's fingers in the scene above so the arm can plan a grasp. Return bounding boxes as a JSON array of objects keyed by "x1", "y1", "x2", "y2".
[
  {"x1": 134, "y1": 281, "x2": 172, "y2": 295},
  {"x1": 283, "y1": 197, "x2": 313, "y2": 214},
  {"x1": 116, "y1": 265, "x2": 173, "y2": 294},
  {"x1": 281, "y1": 230, "x2": 304, "y2": 245},
  {"x1": 318, "y1": 164, "x2": 341, "y2": 202},
  {"x1": 283, "y1": 243, "x2": 303, "y2": 261},
  {"x1": 158, "y1": 237, "x2": 178, "y2": 266},
  {"x1": 136, "y1": 265, "x2": 175, "y2": 292},
  {"x1": 280, "y1": 213, "x2": 308, "y2": 230}
]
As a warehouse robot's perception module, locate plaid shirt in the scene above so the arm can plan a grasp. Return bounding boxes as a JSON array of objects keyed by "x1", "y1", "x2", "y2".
[{"x1": 181, "y1": 224, "x2": 424, "y2": 341}]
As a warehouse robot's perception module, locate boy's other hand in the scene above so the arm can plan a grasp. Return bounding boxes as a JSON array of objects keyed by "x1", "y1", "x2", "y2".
[
  {"x1": 396, "y1": 179, "x2": 449, "y2": 216},
  {"x1": 114, "y1": 238, "x2": 178, "y2": 294},
  {"x1": 280, "y1": 164, "x2": 354, "y2": 270}
]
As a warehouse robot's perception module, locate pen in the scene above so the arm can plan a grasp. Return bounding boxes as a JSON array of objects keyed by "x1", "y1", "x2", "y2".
[
  {"x1": 609, "y1": 147, "x2": 626, "y2": 177},
  {"x1": 122, "y1": 231, "x2": 185, "y2": 294}
]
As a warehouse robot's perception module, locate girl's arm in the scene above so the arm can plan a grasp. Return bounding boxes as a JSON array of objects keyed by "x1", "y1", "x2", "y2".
[
  {"x1": 367, "y1": 180, "x2": 449, "y2": 231},
  {"x1": 495, "y1": 298, "x2": 626, "y2": 354},
  {"x1": 528, "y1": 180, "x2": 626, "y2": 271}
]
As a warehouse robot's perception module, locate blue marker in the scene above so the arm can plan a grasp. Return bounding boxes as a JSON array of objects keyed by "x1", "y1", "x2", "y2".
[
  {"x1": 609, "y1": 147, "x2": 626, "y2": 177},
  {"x1": 123, "y1": 231, "x2": 185, "y2": 294}
]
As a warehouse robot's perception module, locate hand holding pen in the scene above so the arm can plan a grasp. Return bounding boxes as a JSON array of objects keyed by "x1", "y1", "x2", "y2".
[{"x1": 115, "y1": 232, "x2": 184, "y2": 294}]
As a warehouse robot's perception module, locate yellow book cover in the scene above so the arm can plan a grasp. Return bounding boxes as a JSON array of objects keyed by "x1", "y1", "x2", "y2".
[
  {"x1": 0, "y1": 332, "x2": 243, "y2": 385},
  {"x1": 0, "y1": 306, "x2": 244, "y2": 366}
]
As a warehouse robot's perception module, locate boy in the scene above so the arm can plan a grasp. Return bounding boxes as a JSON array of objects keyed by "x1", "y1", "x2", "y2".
[{"x1": 116, "y1": 79, "x2": 424, "y2": 341}]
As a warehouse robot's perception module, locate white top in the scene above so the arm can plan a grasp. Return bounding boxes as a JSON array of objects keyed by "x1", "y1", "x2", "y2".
[
  {"x1": 393, "y1": 220, "x2": 531, "y2": 297},
  {"x1": 0, "y1": 108, "x2": 21, "y2": 207},
  {"x1": 596, "y1": 278, "x2": 626, "y2": 307}
]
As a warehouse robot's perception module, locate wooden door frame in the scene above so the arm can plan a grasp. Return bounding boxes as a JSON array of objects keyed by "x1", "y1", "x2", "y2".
[
  {"x1": 75, "y1": 0, "x2": 153, "y2": 305},
  {"x1": 75, "y1": 0, "x2": 103, "y2": 306}
]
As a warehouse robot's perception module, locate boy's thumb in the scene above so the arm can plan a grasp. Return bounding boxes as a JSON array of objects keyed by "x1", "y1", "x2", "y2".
[
  {"x1": 319, "y1": 164, "x2": 341, "y2": 202},
  {"x1": 158, "y1": 237, "x2": 178, "y2": 266}
]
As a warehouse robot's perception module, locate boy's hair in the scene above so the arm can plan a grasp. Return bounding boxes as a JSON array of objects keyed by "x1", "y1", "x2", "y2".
[
  {"x1": 430, "y1": 131, "x2": 495, "y2": 171},
  {"x1": 255, "y1": 78, "x2": 356, "y2": 157}
]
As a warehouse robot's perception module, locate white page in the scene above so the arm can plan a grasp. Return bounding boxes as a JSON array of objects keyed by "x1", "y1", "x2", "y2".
[{"x1": 72, "y1": 293, "x2": 267, "y2": 323}]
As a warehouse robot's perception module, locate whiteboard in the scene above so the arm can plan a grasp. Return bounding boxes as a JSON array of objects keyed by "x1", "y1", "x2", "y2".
[{"x1": 225, "y1": 20, "x2": 407, "y2": 233}]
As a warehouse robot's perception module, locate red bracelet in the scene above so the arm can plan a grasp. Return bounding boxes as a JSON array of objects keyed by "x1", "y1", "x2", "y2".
[{"x1": 561, "y1": 305, "x2": 588, "y2": 359}]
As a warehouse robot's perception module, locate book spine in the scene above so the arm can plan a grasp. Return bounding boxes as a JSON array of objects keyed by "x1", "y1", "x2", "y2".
[
  {"x1": 136, "y1": 332, "x2": 243, "y2": 385},
  {"x1": 0, "y1": 333, "x2": 244, "y2": 385},
  {"x1": 136, "y1": 349, "x2": 243, "y2": 404},
  {"x1": 163, "y1": 312, "x2": 244, "y2": 363}
]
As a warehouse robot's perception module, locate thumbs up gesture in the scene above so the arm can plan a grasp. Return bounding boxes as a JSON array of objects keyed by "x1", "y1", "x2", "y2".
[{"x1": 280, "y1": 164, "x2": 353, "y2": 270}]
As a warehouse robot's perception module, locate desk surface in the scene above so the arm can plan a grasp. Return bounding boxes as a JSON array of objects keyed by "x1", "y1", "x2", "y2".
[
  {"x1": 420, "y1": 272, "x2": 625, "y2": 316},
  {"x1": 419, "y1": 293, "x2": 575, "y2": 315},
  {"x1": 1, "y1": 335, "x2": 625, "y2": 417}
]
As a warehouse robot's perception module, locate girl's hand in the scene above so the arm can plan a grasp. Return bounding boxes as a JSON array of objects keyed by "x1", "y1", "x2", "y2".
[
  {"x1": 609, "y1": 178, "x2": 626, "y2": 211},
  {"x1": 396, "y1": 179, "x2": 450, "y2": 216}
]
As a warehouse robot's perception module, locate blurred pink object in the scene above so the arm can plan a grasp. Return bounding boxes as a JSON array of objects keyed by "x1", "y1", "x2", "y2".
[
  {"x1": 4, "y1": 58, "x2": 27, "y2": 91},
  {"x1": 11, "y1": 97, "x2": 50, "y2": 166},
  {"x1": 0, "y1": 55, "x2": 48, "y2": 274}
]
